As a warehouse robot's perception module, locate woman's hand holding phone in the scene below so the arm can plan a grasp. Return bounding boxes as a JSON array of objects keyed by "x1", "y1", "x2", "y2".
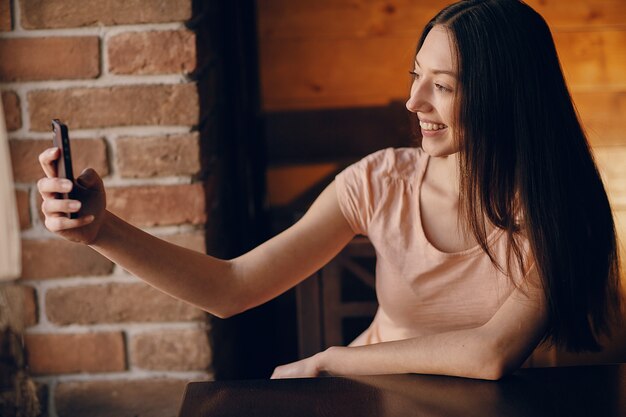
[{"x1": 37, "y1": 146, "x2": 107, "y2": 244}]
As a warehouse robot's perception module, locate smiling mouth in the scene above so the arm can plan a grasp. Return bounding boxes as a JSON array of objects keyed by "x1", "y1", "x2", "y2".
[{"x1": 419, "y1": 121, "x2": 448, "y2": 131}]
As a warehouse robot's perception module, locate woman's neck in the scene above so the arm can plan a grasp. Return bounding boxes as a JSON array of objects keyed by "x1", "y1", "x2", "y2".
[{"x1": 425, "y1": 152, "x2": 460, "y2": 197}]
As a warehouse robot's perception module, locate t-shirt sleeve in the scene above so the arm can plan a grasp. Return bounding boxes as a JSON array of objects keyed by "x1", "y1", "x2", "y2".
[{"x1": 334, "y1": 149, "x2": 391, "y2": 236}]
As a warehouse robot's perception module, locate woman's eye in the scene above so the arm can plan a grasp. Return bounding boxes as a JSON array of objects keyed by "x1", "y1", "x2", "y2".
[
  {"x1": 409, "y1": 70, "x2": 419, "y2": 79},
  {"x1": 435, "y1": 83, "x2": 451, "y2": 93}
]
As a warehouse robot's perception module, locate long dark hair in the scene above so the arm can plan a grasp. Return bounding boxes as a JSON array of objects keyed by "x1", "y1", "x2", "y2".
[{"x1": 415, "y1": 0, "x2": 622, "y2": 352}]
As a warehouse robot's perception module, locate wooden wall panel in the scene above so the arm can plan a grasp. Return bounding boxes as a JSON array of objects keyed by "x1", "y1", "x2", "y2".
[
  {"x1": 595, "y1": 146, "x2": 626, "y2": 210},
  {"x1": 573, "y1": 91, "x2": 626, "y2": 147},
  {"x1": 260, "y1": 31, "x2": 626, "y2": 111},
  {"x1": 526, "y1": 0, "x2": 626, "y2": 28},
  {"x1": 258, "y1": 0, "x2": 626, "y2": 40},
  {"x1": 259, "y1": 0, "x2": 626, "y2": 206},
  {"x1": 258, "y1": 0, "x2": 450, "y2": 40},
  {"x1": 259, "y1": 36, "x2": 415, "y2": 110},
  {"x1": 259, "y1": 4, "x2": 626, "y2": 119},
  {"x1": 555, "y1": 31, "x2": 626, "y2": 88}
]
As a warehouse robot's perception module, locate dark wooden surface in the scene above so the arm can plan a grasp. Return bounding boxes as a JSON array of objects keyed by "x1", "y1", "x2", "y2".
[{"x1": 177, "y1": 364, "x2": 626, "y2": 417}]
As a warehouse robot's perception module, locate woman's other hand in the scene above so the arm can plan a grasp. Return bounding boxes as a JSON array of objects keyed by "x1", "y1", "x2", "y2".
[
  {"x1": 37, "y1": 147, "x2": 106, "y2": 244},
  {"x1": 270, "y1": 351, "x2": 329, "y2": 379}
]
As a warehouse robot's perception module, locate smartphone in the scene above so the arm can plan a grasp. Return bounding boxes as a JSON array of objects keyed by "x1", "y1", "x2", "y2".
[{"x1": 51, "y1": 119, "x2": 77, "y2": 219}]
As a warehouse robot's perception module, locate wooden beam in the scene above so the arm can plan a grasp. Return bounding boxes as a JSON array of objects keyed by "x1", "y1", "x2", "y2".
[{"x1": 264, "y1": 101, "x2": 413, "y2": 163}]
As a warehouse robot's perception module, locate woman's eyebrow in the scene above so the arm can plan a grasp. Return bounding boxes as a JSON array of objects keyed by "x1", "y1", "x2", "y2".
[{"x1": 414, "y1": 59, "x2": 457, "y2": 77}]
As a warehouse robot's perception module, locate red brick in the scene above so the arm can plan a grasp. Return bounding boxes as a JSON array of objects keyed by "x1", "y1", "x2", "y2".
[
  {"x1": 161, "y1": 231, "x2": 206, "y2": 253},
  {"x1": 21, "y1": 0, "x2": 192, "y2": 29},
  {"x1": 10, "y1": 138, "x2": 109, "y2": 183},
  {"x1": 2, "y1": 91, "x2": 21, "y2": 131},
  {"x1": 0, "y1": 284, "x2": 38, "y2": 331},
  {"x1": 116, "y1": 133, "x2": 201, "y2": 178},
  {"x1": 108, "y1": 183, "x2": 206, "y2": 227},
  {"x1": 15, "y1": 189, "x2": 30, "y2": 230},
  {"x1": 55, "y1": 379, "x2": 188, "y2": 417},
  {"x1": 24, "y1": 332, "x2": 125, "y2": 375},
  {"x1": 28, "y1": 84, "x2": 199, "y2": 131},
  {"x1": 0, "y1": 37, "x2": 99, "y2": 82},
  {"x1": 130, "y1": 329, "x2": 211, "y2": 371},
  {"x1": 0, "y1": 0, "x2": 11, "y2": 31},
  {"x1": 108, "y1": 30, "x2": 196, "y2": 75},
  {"x1": 45, "y1": 282, "x2": 205, "y2": 325},
  {"x1": 20, "y1": 239, "x2": 114, "y2": 280}
]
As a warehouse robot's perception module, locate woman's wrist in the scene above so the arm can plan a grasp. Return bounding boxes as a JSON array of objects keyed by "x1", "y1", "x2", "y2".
[
  {"x1": 88, "y1": 209, "x2": 116, "y2": 248},
  {"x1": 319, "y1": 346, "x2": 346, "y2": 375}
]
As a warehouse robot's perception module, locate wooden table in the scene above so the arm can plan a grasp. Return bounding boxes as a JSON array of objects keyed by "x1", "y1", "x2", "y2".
[{"x1": 177, "y1": 364, "x2": 626, "y2": 417}]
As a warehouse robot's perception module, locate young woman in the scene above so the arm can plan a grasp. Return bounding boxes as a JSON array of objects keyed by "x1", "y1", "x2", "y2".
[{"x1": 37, "y1": 0, "x2": 622, "y2": 380}]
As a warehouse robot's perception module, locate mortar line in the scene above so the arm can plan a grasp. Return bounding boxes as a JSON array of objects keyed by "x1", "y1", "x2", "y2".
[{"x1": 0, "y1": 22, "x2": 185, "y2": 38}]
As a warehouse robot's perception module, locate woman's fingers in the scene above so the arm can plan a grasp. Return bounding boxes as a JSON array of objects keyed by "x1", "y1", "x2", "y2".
[
  {"x1": 44, "y1": 214, "x2": 95, "y2": 232},
  {"x1": 37, "y1": 149, "x2": 104, "y2": 238},
  {"x1": 37, "y1": 177, "x2": 73, "y2": 195},
  {"x1": 38, "y1": 147, "x2": 60, "y2": 178},
  {"x1": 37, "y1": 177, "x2": 75, "y2": 206},
  {"x1": 41, "y1": 198, "x2": 82, "y2": 216}
]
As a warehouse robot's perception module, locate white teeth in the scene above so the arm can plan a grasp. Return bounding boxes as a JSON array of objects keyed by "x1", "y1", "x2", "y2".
[{"x1": 419, "y1": 121, "x2": 447, "y2": 131}]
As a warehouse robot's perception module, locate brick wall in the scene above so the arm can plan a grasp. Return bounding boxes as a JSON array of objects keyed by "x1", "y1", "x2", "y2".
[{"x1": 0, "y1": 0, "x2": 213, "y2": 415}]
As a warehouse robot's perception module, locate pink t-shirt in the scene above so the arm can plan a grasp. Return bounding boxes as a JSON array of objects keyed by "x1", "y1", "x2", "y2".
[{"x1": 335, "y1": 147, "x2": 534, "y2": 346}]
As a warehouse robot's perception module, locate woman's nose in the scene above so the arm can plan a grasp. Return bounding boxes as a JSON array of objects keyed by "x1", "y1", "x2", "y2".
[
  {"x1": 406, "y1": 83, "x2": 430, "y2": 113},
  {"x1": 405, "y1": 95, "x2": 418, "y2": 113}
]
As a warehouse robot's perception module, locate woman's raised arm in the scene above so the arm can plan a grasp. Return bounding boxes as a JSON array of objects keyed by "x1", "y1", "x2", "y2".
[{"x1": 37, "y1": 147, "x2": 355, "y2": 318}]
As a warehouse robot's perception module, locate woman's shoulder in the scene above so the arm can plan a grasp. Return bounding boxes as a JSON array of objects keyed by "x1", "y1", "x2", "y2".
[
  {"x1": 353, "y1": 146, "x2": 426, "y2": 180},
  {"x1": 335, "y1": 147, "x2": 426, "y2": 236}
]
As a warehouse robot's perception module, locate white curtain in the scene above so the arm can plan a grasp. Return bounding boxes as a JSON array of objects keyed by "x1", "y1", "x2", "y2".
[{"x1": 0, "y1": 98, "x2": 21, "y2": 281}]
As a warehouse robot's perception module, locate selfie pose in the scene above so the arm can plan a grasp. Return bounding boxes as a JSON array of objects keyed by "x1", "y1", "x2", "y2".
[{"x1": 37, "y1": 0, "x2": 622, "y2": 380}]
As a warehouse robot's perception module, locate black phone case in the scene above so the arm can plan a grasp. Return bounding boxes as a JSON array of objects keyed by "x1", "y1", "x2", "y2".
[{"x1": 51, "y1": 119, "x2": 77, "y2": 219}]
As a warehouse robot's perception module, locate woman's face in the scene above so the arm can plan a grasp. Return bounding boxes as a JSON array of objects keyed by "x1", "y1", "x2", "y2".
[{"x1": 406, "y1": 25, "x2": 459, "y2": 157}]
